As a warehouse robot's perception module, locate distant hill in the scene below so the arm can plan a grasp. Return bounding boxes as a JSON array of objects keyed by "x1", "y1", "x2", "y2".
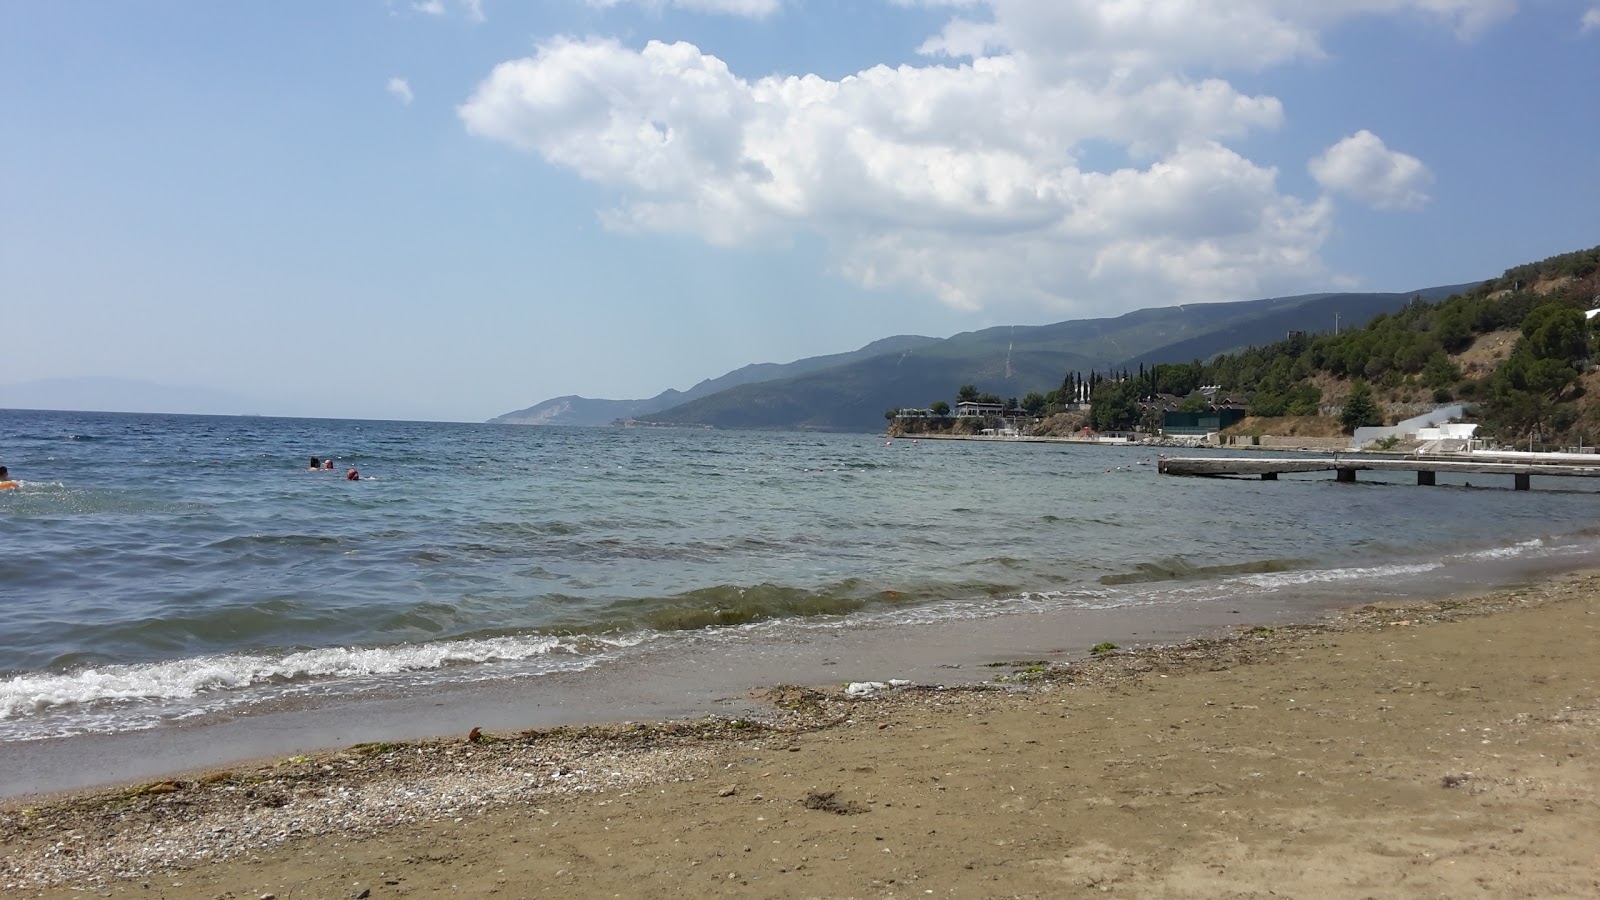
[
  {"x1": 633, "y1": 285, "x2": 1480, "y2": 432},
  {"x1": 1112, "y1": 284, "x2": 1477, "y2": 371},
  {"x1": 487, "y1": 335, "x2": 941, "y2": 426},
  {"x1": 489, "y1": 282, "x2": 1484, "y2": 432}
]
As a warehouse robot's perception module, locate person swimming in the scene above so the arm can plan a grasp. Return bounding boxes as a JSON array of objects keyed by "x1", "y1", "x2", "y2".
[
  {"x1": 309, "y1": 457, "x2": 322, "y2": 470},
  {"x1": 346, "y1": 467, "x2": 359, "y2": 481},
  {"x1": 323, "y1": 459, "x2": 335, "y2": 471},
  {"x1": 0, "y1": 465, "x2": 16, "y2": 490}
]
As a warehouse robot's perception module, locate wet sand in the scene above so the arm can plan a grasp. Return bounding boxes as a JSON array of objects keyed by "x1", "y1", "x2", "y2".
[{"x1": 5, "y1": 573, "x2": 1598, "y2": 898}]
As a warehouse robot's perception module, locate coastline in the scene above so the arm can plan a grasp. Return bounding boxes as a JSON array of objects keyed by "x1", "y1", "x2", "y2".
[
  {"x1": 5, "y1": 572, "x2": 1597, "y2": 897},
  {"x1": 887, "y1": 432, "x2": 1150, "y2": 446}
]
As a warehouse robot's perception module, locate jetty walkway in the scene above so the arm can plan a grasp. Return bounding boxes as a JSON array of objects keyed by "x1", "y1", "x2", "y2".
[{"x1": 1158, "y1": 451, "x2": 1600, "y2": 490}]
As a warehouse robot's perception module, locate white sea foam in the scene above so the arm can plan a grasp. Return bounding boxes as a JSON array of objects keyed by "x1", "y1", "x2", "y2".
[
  {"x1": 0, "y1": 632, "x2": 649, "y2": 723},
  {"x1": 1240, "y1": 562, "x2": 1442, "y2": 589},
  {"x1": 1450, "y1": 537, "x2": 1549, "y2": 561}
]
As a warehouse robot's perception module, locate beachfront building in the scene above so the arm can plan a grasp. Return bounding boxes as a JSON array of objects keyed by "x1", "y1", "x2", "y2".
[
  {"x1": 955, "y1": 401, "x2": 1005, "y2": 418},
  {"x1": 1415, "y1": 422, "x2": 1484, "y2": 452},
  {"x1": 1161, "y1": 408, "x2": 1247, "y2": 437}
]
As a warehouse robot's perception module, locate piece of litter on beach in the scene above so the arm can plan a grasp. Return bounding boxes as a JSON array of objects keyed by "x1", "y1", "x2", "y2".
[
  {"x1": 845, "y1": 682, "x2": 888, "y2": 697},
  {"x1": 845, "y1": 679, "x2": 912, "y2": 697}
]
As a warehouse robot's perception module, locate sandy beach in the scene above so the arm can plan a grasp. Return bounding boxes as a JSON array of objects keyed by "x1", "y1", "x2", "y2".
[{"x1": 4, "y1": 574, "x2": 1597, "y2": 899}]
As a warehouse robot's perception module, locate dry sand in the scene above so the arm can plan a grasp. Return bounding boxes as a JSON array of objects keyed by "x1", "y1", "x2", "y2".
[{"x1": 4, "y1": 574, "x2": 1598, "y2": 899}]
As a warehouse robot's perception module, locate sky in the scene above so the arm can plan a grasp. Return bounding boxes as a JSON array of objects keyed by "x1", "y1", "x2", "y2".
[{"x1": 2, "y1": 1, "x2": 1597, "y2": 423}]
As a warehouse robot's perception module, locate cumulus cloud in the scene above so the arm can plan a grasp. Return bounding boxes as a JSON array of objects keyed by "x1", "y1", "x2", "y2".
[
  {"x1": 1583, "y1": 7, "x2": 1600, "y2": 32},
  {"x1": 461, "y1": 37, "x2": 1316, "y2": 312},
  {"x1": 585, "y1": 0, "x2": 781, "y2": 17},
  {"x1": 459, "y1": 1, "x2": 1506, "y2": 315},
  {"x1": 387, "y1": 77, "x2": 415, "y2": 105},
  {"x1": 1309, "y1": 131, "x2": 1434, "y2": 211}
]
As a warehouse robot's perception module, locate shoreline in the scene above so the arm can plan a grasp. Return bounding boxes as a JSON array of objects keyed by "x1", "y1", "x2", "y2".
[
  {"x1": 5, "y1": 572, "x2": 1597, "y2": 897},
  {"x1": 2, "y1": 559, "x2": 1412, "y2": 801},
  {"x1": 888, "y1": 432, "x2": 1150, "y2": 446}
]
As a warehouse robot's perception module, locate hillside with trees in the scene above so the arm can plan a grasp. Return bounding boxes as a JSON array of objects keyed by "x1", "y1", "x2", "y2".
[
  {"x1": 896, "y1": 246, "x2": 1600, "y2": 446},
  {"x1": 632, "y1": 289, "x2": 1463, "y2": 431}
]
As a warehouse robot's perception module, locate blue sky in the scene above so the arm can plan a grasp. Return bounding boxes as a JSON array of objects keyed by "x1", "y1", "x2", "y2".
[{"x1": 2, "y1": 0, "x2": 1596, "y2": 422}]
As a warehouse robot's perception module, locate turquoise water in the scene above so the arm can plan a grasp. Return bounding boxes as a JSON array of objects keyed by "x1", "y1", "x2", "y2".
[{"x1": 1, "y1": 408, "x2": 1594, "y2": 743}]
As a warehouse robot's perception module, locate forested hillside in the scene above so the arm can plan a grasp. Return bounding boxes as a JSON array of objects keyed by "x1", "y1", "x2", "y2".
[
  {"x1": 636, "y1": 289, "x2": 1452, "y2": 431},
  {"x1": 1085, "y1": 246, "x2": 1600, "y2": 442},
  {"x1": 894, "y1": 246, "x2": 1599, "y2": 443}
]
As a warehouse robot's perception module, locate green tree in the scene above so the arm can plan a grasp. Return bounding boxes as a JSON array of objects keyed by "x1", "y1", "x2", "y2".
[
  {"x1": 1479, "y1": 303, "x2": 1593, "y2": 440},
  {"x1": 1089, "y1": 381, "x2": 1140, "y2": 431},
  {"x1": 1178, "y1": 391, "x2": 1211, "y2": 413},
  {"x1": 957, "y1": 384, "x2": 978, "y2": 403},
  {"x1": 1339, "y1": 380, "x2": 1382, "y2": 433},
  {"x1": 1021, "y1": 392, "x2": 1046, "y2": 416},
  {"x1": 1139, "y1": 405, "x2": 1164, "y2": 434},
  {"x1": 1249, "y1": 392, "x2": 1287, "y2": 417},
  {"x1": 1435, "y1": 311, "x2": 1473, "y2": 352},
  {"x1": 1420, "y1": 351, "x2": 1461, "y2": 390},
  {"x1": 929, "y1": 400, "x2": 951, "y2": 417},
  {"x1": 1519, "y1": 304, "x2": 1590, "y2": 371},
  {"x1": 1284, "y1": 384, "x2": 1323, "y2": 417}
]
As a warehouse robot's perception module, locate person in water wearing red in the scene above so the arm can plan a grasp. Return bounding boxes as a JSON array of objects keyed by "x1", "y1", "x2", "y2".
[{"x1": 323, "y1": 459, "x2": 335, "y2": 471}]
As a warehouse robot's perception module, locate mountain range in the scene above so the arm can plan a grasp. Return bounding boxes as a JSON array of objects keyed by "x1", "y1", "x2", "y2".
[{"x1": 489, "y1": 283, "x2": 1479, "y2": 432}]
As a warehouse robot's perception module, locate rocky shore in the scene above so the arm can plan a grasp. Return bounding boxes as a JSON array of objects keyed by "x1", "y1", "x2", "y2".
[{"x1": 5, "y1": 574, "x2": 1598, "y2": 898}]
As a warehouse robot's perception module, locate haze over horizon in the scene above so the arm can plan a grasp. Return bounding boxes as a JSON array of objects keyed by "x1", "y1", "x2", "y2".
[{"x1": 4, "y1": 1, "x2": 1597, "y2": 422}]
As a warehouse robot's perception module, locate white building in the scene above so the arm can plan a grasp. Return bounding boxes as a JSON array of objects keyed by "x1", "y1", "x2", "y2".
[
  {"x1": 1415, "y1": 422, "x2": 1479, "y2": 442},
  {"x1": 955, "y1": 401, "x2": 1005, "y2": 418}
]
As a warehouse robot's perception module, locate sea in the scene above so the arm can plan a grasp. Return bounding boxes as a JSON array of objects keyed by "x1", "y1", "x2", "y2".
[{"x1": 3, "y1": 408, "x2": 1597, "y2": 795}]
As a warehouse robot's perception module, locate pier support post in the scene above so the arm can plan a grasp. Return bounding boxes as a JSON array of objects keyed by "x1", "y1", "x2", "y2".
[
  {"x1": 1417, "y1": 471, "x2": 1436, "y2": 486},
  {"x1": 1261, "y1": 472, "x2": 1278, "y2": 481},
  {"x1": 1514, "y1": 473, "x2": 1531, "y2": 491},
  {"x1": 1336, "y1": 467, "x2": 1357, "y2": 483}
]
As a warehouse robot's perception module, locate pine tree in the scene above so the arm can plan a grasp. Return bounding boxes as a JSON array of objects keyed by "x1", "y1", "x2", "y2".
[{"x1": 1339, "y1": 380, "x2": 1382, "y2": 433}]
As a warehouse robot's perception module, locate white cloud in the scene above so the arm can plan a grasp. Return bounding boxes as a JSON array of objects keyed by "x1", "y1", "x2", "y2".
[
  {"x1": 907, "y1": 0, "x2": 1517, "y2": 70},
  {"x1": 387, "y1": 77, "x2": 415, "y2": 106},
  {"x1": 1309, "y1": 131, "x2": 1434, "y2": 211},
  {"x1": 413, "y1": 0, "x2": 484, "y2": 21},
  {"x1": 460, "y1": 1, "x2": 1511, "y2": 315},
  {"x1": 585, "y1": 0, "x2": 781, "y2": 17},
  {"x1": 461, "y1": 37, "x2": 1316, "y2": 312},
  {"x1": 1583, "y1": 7, "x2": 1600, "y2": 32}
]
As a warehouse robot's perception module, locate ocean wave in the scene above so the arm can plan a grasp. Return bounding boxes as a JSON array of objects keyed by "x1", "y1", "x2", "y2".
[
  {"x1": 0, "y1": 632, "x2": 647, "y2": 722},
  {"x1": 1240, "y1": 562, "x2": 1442, "y2": 589},
  {"x1": 1100, "y1": 557, "x2": 1311, "y2": 586},
  {"x1": 206, "y1": 534, "x2": 340, "y2": 550},
  {"x1": 1450, "y1": 537, "x2": 1548, "y2": 561}
]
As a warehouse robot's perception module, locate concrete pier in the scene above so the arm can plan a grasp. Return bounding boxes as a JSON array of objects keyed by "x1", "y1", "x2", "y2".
[{"x1": 1158, "y1": 454, "x2": 1600, "y2": 490}]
